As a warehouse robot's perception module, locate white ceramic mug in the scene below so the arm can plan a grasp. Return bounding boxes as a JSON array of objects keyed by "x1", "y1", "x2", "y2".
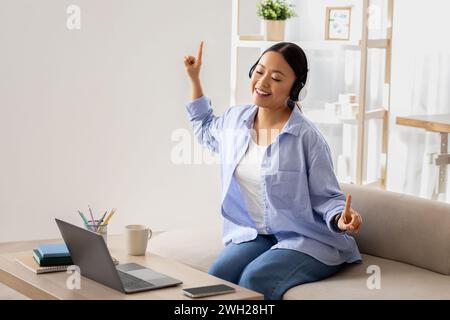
[{"x1": 125, "y1": 225, "x2": 153, "y2": 256}]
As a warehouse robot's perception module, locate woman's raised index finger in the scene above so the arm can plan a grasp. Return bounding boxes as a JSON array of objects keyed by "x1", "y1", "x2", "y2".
[
  {"x1": 343, "y1": 194, "x2": 352, "y2": 223},
  {"x1": 197, "y1": 41, "x2": 204, "y2": 61}
]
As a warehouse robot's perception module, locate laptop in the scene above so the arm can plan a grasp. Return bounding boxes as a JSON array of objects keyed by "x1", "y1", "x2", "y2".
[{"x1": 55, "y1": 218, "x2": 182, "y2": 294}]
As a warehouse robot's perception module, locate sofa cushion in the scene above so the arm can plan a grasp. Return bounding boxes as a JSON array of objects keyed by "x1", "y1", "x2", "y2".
[
  {"x1": 149, "y1": 226, "x2": 223, "y2": 273},
  {"x1": 341, "y1": 183, "x2": 450, "y2": 275},
  {"x1": 284, "y1": 254, "x2": 450, "y2": 300}
]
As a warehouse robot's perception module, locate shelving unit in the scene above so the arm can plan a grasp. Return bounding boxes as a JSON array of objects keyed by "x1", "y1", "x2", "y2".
[{"x1": 230, "y1": 0, "x2": 394, "y2": 188}]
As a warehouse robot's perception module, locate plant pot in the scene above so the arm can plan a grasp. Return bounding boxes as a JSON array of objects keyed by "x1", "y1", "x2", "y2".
[{"x1": 262, "y1": 19, "x2": 285, "y2": 41}]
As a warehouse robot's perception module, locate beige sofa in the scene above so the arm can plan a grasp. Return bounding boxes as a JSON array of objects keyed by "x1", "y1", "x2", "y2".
[{"x1": 150, "y1": 183, "x2": 450, "y2": 299}]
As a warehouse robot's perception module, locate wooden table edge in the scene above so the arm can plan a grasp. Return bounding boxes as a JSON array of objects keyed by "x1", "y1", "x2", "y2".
[{"x1": 396, "y1": 115, "x2": 450, "y2": 133}]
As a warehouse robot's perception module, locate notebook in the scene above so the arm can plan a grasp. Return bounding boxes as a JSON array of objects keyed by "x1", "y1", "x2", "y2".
[
  {"x1": 16, "y1": 254, "x2": 119, "y2": 274},
  {"x1": 16, "y1": 255, "x2": 70, "y2": 274},
  {"x1": 37, "y1": 243, "x2": 70, "y2": 258},
  {"x1": 33, "y1": 249, "x2": 73, "y2": 266}
]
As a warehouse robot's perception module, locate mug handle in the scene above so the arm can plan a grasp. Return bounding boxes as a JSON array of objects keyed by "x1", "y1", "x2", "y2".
[{"x1": 148, "y1": 228, "x2": 153, "y2": 240}]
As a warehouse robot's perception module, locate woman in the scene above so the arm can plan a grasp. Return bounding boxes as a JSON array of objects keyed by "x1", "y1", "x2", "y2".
[{"x1": 183, "y1": 41, "x2": 362, "y2": 300}]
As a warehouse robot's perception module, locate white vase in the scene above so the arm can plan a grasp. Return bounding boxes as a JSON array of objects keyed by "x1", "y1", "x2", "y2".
[{"x1": 263, "y1": 19, "x2": 286, "y2": 41}]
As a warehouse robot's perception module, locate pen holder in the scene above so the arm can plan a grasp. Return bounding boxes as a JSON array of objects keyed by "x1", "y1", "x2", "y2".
[{"x1": 85, "y1": 220, "x2": 108, "y2": 244}]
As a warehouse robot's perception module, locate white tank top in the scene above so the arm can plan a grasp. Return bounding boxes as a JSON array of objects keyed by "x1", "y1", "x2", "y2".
[{"x1": 234, "y1": 134, "x2": 269, "y2": 234}]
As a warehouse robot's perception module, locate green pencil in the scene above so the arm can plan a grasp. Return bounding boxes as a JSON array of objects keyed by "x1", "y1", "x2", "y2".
[{"x1": 78, "y1": 210, "x2": 89, "y2": 225}]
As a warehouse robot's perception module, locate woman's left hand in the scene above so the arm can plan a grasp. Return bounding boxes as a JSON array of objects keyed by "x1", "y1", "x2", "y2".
[{"x1": 337, "y1": 194, "x2": 362, "y2": 234}]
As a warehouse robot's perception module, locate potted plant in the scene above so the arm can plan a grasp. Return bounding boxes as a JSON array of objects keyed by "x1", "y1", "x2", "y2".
[{"x1": 257, "y1": 0, "x2": 297, "y2": 41}]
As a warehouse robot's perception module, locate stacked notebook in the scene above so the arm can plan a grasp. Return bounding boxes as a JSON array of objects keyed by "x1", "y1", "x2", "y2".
[
  {"x1": 33, "y1": 243, "x2": 73, "y2": 266},
  {"x1": 16, "y1": 242, "x2": 119, "y2": 274},
  {"x1": 15, "y1": 243, "x2": 72, "y2": 274}
]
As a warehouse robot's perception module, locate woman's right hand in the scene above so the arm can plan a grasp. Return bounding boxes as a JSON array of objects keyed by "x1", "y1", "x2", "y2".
[{"x1": 184, "y1": 41, "x2": 203, "y2": 81}]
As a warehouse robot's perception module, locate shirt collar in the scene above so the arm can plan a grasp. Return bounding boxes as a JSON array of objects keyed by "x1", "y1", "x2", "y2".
[{"x1": 242, "y1": 105, "x2": 303, "y2": 136}]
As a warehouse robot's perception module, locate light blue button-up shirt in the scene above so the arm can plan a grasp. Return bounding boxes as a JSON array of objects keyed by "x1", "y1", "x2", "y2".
[{"x1": 185, "y1": 96, "x2": 362, "y2": 266}]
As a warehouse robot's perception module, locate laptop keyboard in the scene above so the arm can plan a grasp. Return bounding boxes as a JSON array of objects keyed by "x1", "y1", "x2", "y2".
[{"x1": 117, "y1": 270, "x2": 155, "y2": 290}]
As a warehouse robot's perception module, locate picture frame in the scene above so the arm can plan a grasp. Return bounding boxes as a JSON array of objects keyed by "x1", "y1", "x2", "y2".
[{"x1": 325, "y1": 7, "x2": 352, "y2": 40}]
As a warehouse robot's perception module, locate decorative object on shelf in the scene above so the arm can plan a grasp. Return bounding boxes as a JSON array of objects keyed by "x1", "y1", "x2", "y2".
[
  {"x1": 325, "y1": 102, "x2": 341, "y2": 117},
  {"x1": 341, "y1": 103, "x2": 359, "y2": 119},
  {"x1": 322, "y1": 94, "x2": 359, "y2": 120},
  {"x1": 256, "y1": 0, "x2": 297, "y2": 41},
  {"x1": 339, "y1": 93, "x2": 357, "y2": 104},
  {"x1": 339, "y1": 93, "x2": 359, "y2": 118},
  {"x1": 325, "y1": 6, "x2": 352, "y2": 40},
  {"x1": 239, "y1": 34, "x2": 264, "y2": 41}
]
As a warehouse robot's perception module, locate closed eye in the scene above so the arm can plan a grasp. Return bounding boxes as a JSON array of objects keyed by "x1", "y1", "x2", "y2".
[{"x1": 256, "y1": 71, "x2": 281, "y2": 82}]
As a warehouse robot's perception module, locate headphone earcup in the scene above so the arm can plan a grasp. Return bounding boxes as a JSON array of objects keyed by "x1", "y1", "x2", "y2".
[
  {"x1": 248, "y1": 63, "x2": 257, "y2": 79},
  {"x1": 298, "y1": 83, "x2": 307, "y2": 101},
  {"x1": 289, "y1": 82, "x2": 303, "y2": 101},
  {"x1": 287, "y1": 82, "x2": 307, "y2": 108}
]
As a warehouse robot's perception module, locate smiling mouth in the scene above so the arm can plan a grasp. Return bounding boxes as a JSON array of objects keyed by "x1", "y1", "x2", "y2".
[{"x1": 255, "y1": 88, "x2": 271, "y2": 97}]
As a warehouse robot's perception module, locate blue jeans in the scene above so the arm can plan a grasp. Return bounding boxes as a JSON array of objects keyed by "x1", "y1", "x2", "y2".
[{"x1": 208, "y1": 234, "x2": 343, "y2": 300}]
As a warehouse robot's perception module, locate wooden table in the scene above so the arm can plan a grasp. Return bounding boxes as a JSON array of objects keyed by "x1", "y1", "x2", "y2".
[
  {"x1": 0, "y1": 234, "x2": 263, "y2": 300},
  {"x1": 396, "y1": 114, "x2": 450, "y2": 199}
]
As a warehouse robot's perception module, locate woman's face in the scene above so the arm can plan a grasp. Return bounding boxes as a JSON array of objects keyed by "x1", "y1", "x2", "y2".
[{"x1": 250, "y1": 51, "x2": 296, "y2": 110}]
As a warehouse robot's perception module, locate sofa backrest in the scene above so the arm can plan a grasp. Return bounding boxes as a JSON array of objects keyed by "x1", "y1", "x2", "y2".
[{"x1": 341, "y1": 183, "x2": 450, "y2": 275}]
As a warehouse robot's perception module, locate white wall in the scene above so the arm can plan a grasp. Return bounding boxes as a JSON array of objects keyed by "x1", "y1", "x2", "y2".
[{"x1": 0, "y1": 0, "x2": 231, "y2": 241}]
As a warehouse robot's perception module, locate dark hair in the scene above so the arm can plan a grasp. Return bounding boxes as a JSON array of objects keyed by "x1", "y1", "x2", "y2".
[{"x1": 248, "y1": 42, "x2": 309, "y2": 109}]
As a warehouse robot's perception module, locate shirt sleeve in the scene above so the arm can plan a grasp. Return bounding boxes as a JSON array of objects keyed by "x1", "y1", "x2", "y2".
[
  {"x1": 304, "y1": 130, "x2": 346, "y2": 234},
  {"x1": 185, "y1": 95, "x2": 229, "y2": 154}
]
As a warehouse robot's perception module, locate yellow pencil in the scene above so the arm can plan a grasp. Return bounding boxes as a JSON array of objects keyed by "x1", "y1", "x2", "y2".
[{"x1": 102, "y1": 208, "x2": 116, "y2": 226}]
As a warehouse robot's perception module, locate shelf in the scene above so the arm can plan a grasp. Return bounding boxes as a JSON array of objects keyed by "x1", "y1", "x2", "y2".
[
  {"x1": 306, "y1": 108, "x2": 387, "y2": 126},
  {"x1": 367, "y1": 39, "x2": 390, "y2": 49},
  {"x1": 236, "y1": 39, "x2": 360, "y2": 51},
  {"x1": 304, "y1": 109, "x2": 343, "y2": 125},
  {"x1": 365, "y1": 108, "x2": 388, "y2": 120},
  {"x1": 235, "y1": 38, "x2": 390, "y2": 51}
]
